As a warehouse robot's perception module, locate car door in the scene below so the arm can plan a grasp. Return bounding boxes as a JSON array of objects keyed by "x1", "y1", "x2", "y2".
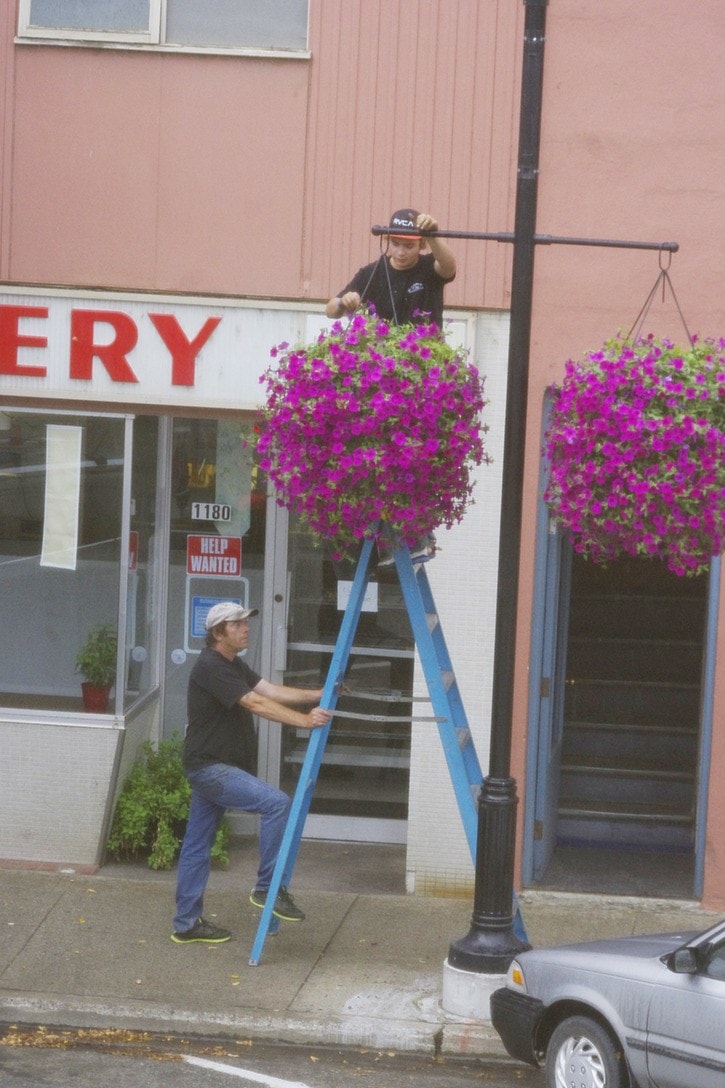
[{"x1": 646, "y1": 935, "x2": 725, "y2": 1088}]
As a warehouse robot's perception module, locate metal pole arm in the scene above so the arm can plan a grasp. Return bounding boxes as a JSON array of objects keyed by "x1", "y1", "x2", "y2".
[{"x1": 372, "y1": 224, "x2": 678, "y2": 253}]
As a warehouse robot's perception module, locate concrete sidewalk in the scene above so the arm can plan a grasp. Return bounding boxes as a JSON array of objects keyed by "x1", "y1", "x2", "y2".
[{"x1": 0, "y1": 841, "x2": 720, "y2": 1057}]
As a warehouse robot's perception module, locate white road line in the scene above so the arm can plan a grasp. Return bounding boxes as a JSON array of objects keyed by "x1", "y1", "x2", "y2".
[{"x1": 181, "y1": 1054, "x2": 312, "y2": 1088}]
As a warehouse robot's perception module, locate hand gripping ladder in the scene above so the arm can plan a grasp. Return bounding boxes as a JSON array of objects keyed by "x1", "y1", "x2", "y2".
[{"x1": 248, "y1": 536, "x2": 527, "y2": 964}]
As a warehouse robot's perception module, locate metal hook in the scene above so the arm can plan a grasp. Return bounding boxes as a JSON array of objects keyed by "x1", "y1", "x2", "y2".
[{"x1": 658, "y1": 246, "x2": 673, "y2": 272}]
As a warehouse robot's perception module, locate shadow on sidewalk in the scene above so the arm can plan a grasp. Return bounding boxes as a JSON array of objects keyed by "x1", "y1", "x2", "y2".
[{"x1": 100, "y1": 838, "x2": 408, "y2": 896}]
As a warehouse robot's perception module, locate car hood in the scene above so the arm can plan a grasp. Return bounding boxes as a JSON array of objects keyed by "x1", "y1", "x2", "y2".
[
  {"x1": 542, "y1": 930, "x2": 701, "y2": 960},
  {"x1": 514, "y1": 930, "x2": 702, "y2": 989}
]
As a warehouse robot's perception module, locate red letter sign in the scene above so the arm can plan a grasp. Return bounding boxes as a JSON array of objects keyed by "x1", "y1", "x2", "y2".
[
  {"x1": 149, "y1": 314, "x2": 222, "y2": 386},
  {"x1": 69, "y1": 310, "x2": 140, "y2": 382},
  {"x1": 0, "y1": 305, "x2": 48, "y2": 376}
]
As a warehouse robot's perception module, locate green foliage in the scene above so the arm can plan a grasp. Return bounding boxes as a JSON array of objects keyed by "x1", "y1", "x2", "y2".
[
  {"x1": 107, "y1": 735, "x2": 229, "y2": 870},
  {"x1": 75, "y1": 623, "x2": 118, "y2": 686}
]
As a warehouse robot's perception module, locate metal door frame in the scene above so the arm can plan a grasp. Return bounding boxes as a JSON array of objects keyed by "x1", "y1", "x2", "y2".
[{"x1": 522, "y1": 396, "x2": 570, "y2": 884}]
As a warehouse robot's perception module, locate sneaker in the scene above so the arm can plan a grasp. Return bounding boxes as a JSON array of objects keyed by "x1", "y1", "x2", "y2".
[
  {"x1": 249, "y1": 885, "x2": 305, "y2": 922},
  {"x1": 171, "y1": 916, "x2": 232, "y2": 944}
]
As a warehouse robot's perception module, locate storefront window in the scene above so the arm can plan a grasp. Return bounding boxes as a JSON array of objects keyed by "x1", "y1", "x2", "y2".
[{"x1": 0, "y1": 409, "x2": 161, "y2": 714}]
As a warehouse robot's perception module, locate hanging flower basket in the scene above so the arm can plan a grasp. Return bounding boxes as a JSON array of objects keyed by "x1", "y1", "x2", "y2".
[
  {"x1": 544, "y1": 335, "x2": 725, "y2": 576},
  {"x1": 257, "y1": 311, "x2": 490, "y2": 561}
]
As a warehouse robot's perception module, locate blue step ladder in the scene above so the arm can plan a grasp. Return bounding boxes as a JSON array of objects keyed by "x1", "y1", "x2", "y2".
[{"x1": 248, "y1": 534, "x2": 527, "y2": 965}]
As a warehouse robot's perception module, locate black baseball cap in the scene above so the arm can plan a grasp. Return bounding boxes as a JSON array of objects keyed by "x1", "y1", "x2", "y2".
[{"x1": 389, "y1": 208, "x2": 421, "y2": 238}]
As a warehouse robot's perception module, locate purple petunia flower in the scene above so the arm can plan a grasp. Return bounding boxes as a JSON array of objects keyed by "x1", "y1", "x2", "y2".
[
  {"x1": 544, "y1": 335, "x2": 725, "y2": 576},
  {"x1": 257, "y1": 309, "x2": 489, "y2": 559}
]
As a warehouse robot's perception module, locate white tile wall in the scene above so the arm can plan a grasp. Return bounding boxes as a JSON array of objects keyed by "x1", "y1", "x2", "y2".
[
  {"x1": 406, "y1": 311, "x2": 510, "y2": 895},
  {"x1": 0, "y1": 699, "x2": 158, "y2": 868},
  {"x1": 0, "y1": 720, "x2": 121, "y2": 866}
]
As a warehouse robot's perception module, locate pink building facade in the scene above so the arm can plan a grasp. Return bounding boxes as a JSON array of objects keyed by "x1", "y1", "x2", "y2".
[{"x1": 1, "y1": 1, "x2": 725, "y2": 908}]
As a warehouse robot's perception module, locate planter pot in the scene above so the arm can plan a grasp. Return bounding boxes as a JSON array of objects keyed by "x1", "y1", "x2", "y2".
[{"x1": 81, "y1": 682, "x2": 112, "y2": 713}]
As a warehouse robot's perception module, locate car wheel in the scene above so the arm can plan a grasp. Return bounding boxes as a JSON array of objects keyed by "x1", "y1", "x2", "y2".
[{"x1": 546, "y1": 1015, "x2": 628, "y2": 1088}]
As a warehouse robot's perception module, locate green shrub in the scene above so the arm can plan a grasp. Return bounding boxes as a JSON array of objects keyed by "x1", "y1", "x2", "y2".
[{"x1": 107, "y1": 735, "x2": 229, "y2": 870}]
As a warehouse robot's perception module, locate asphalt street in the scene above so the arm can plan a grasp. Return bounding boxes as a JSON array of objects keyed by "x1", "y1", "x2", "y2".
[{"x1": 0, "y1": 1027, "x2": 542, "y2": 1088}]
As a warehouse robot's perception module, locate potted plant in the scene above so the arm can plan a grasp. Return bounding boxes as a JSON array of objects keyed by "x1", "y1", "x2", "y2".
[
  {"x1": 257, "y1": 309, "x2": 490, "y2": 562},
  {"x1": 544, "y1": 334, "x2": 725, "y2": 576},
  {"x1": 75, "y1": 623, "x2": 118, "y2": 711},
  {"x1": 107, "y1": 736, "x2": 230, "y2": 870}
]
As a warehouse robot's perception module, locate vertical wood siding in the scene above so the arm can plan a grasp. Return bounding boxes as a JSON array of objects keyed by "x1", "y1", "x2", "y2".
[
  {"x1": 302, "y1": 0, "x2": 523, "y2": 310},
  {"x1": 1, "y1": 1, "x2": 521, "y2": 309}
]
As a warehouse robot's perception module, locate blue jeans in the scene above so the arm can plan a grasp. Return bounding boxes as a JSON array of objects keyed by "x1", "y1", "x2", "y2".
[{"x1": 173, "y1": 762, "x2": 291, "y2": 933}]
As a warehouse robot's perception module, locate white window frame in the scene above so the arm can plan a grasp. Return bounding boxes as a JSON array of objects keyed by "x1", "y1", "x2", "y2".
[
  {"x1": 16, "y1": 0, "x2": 310, "y2": 57},
  {"x1": 17, "y1": 0, "x2": 162, "y2": 46}
]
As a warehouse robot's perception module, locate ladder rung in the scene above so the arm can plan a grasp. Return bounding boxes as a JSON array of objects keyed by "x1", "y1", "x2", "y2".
[
  {"x1": 335, "y1": 687, "x2": 409, "y2": 705},
  {"x1": 331, "y1": 709, "x2": 445, "y2": 723},
  {"x1": 338, "y1": 689, "x2": 428, "y2": 704}
]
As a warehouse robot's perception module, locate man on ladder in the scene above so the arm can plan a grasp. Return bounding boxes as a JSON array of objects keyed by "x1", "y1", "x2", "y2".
[
  {"x1": 325, "y1": 208, "x2": 457, "y2": 327},
  {"x1": 326, "y1": 207, "x2": 458, "y2": 564}
]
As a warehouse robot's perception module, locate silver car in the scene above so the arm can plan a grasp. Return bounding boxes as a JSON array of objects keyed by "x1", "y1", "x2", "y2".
[{"x1": 490, "y1": 918, "x2": 725, "y2": 1088}]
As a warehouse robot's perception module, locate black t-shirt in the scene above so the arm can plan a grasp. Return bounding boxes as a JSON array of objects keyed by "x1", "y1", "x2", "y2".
[
  {"x1": 183, "y1": 647, "x2": 261, "y2": 772},
  {"x1": 339, "y1": 252, "x2": 453, "y2": 326}
]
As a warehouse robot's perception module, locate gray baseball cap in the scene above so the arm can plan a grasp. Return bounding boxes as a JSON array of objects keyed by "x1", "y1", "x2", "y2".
[{"x1": 204, "y1": 602, "x2": 259, "y2": 630}]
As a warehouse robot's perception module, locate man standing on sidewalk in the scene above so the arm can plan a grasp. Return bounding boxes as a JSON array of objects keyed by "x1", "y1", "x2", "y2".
[{"x1": 171, "y1": 602, "x2": 331, "y2": 944}]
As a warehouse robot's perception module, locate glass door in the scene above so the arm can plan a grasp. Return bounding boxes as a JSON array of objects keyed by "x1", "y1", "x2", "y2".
[
  {"x1": 279, "y1": 513, "x2": 414, "y2": 843},
  {"x1": 163, "y1": 416, "x2": 266, "y2": 738}
]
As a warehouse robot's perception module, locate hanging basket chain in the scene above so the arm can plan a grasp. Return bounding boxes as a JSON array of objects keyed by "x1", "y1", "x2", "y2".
[{"x1": 627, "y1": 248, "x2": 694, "y2": 346}]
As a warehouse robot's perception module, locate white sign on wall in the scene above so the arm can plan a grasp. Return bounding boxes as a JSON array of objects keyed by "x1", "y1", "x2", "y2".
[{"x1": 0, "y1": 288, "x2": 325, "y2": 411}]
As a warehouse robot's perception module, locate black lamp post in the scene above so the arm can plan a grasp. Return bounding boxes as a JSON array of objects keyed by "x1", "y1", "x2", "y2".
[
  {"x1": 373, "y1": 0, "x2": 677, "y2": 976},
  {"x1": 446, "y1": 0, "x2": 548, "y2": 973}
]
